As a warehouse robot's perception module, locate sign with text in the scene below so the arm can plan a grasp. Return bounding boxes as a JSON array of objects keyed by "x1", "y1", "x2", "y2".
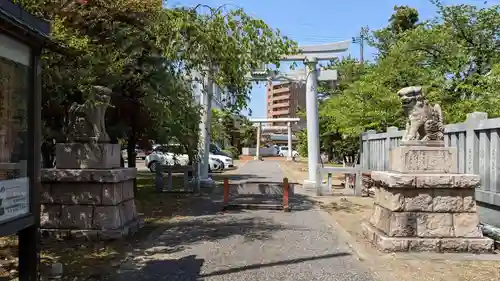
[{"x1": 0, "y1": 177, "x2": 29, "y2": 224}]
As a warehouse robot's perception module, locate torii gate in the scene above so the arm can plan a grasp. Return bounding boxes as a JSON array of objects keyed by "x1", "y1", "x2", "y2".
[
  {"x1": 251, "y1": 40, "x2": 350, "y2": 189},
  {"x1": 196, "y1": 40, "x2": 350, "y2": 188},
  {"x1": 249, "y1": 117, "x2": 300, "y2": 160}
]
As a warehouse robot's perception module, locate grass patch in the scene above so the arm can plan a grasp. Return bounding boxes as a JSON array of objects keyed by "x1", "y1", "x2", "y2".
[
  {"x1": 135, "y1": 171, "x2": 200, "y2": 219},
  {"x1": 0, "y1": 171, "x2": 205, "y2": 280}
]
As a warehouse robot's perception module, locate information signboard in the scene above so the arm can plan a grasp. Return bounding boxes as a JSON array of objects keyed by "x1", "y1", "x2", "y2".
[{"x1": 0, "y1": 177, "x2": 29, "y2": 223}]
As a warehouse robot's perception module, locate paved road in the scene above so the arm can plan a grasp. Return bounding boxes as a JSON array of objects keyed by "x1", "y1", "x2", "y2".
[{"x1": 114, "y1": 160, "x2": 374, "y2": 281}]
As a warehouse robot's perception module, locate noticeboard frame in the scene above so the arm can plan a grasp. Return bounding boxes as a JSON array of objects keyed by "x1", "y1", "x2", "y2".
[{"x1": 0, "y1": 1, "x2": 53, "y2": 280}]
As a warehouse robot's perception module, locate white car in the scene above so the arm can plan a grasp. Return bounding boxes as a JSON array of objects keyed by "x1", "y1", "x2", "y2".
[
  {"x1": 278, "y1": 146, "x2": 298, "y2": 157},
  {"x1": 210, "y1": 154, "x2": 233, "y2": 169},
  {"x1": 145, "y1": 151, "x2": 223, "y2": 173},
  {"x1": 121, "y1": 148, "x2": 147, "y2": 160}
]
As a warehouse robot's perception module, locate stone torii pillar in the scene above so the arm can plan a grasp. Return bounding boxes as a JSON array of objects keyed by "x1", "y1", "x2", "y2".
[
  {"x1": 287, "y1": 121, "x2": 293, "y2": 161},
  {"x1": 255, "y1": 123, "x2": 262, "y2": 160},
  {"x1": 281, "y1": 41, "x2": 350, "y2": 190}
]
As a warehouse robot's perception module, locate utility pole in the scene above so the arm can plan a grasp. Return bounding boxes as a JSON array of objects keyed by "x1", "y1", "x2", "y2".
[{"x1": 352, "y1": 27, "x2": 367, "y2": 64}]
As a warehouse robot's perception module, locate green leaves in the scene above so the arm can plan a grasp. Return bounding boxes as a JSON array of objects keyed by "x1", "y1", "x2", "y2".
[
  {"x1": 309, "y1": 1, "x2": 500, "y2": 161},
  {"x1": 17, "y1": 0, "x2": 294, "y2": 153},
  {"x1": 155, "y1": 6, "x2": 297, "y2": 111}
]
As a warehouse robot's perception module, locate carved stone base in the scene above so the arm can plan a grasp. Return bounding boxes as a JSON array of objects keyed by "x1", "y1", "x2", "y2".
[
  {"x1": 40, "y1": 168, "x2": 139, "y2": 240},
  {"x1": 366, "y1": 169, "x2": 491, "y2": 253},
  {"x1": 389, "y1": 145, "x2": 457, "y2": 173},
  {"x1": 40, "y1": 217, "x2": 144, "y2": 241},
  {"x1": 362, "y1": 222, "x2": 493, "y2": 253},
  {"x1": 55, "y1": 143, "x2": 121, "y2": 169}
]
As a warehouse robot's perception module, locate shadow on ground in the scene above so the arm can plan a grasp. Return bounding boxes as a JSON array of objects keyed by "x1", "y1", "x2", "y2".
[
  {"x1": 158, "y1": 214, "x2": 309, "y2": 248},
  {"x1": 113, "y1": 252, "x2": 352, "y2": 281},
  {"x1": 105, "y1": 172, "x2": 325, "y2": 281},
  {"x1": 138, "y1": 172, "x2": 317, "y2": 217},
  {"x1": 211, "y1": 173, "x2": 268, "y2": 182}
]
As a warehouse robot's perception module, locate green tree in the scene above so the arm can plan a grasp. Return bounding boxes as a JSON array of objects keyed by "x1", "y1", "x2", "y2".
[
  {"x1": 369, "y1": 5, "x2": 420, "y2": 58},
  {"x1": 156, "y1": 6, "x2": 298, "y2": 112},
  {"x1": 238, "y1": 116, "x2": 257, "y2": 148},
  {"x1": 323, "y1": 1, "x2": 500, "y2": 139},
  {"x1": 211, "y1": 109, "x2": 229, "y2": 146},
  {"x1": 17, "y1": 0, "x2": 297, "y2": 167}
]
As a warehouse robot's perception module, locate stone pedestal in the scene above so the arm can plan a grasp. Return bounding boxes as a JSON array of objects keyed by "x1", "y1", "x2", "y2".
[
  {"x1": 40, "y1": 168, "x2": 141, "y2": 240},
  {"x1": 363, "y1": 144, "x2": 494, "y2": 253},
  {"x1": 55, "y1": 143, "x2": 121, "y2": 169}
]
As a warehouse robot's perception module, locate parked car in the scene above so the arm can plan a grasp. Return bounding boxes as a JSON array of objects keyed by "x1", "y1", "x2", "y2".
[
  {"x1": 209, "y1": 157, "x2": 224, "y2": 172},
  {"x1": 278, "y1": 146, "x2": 298, "y2": 157},
  {"x1": 121, "y1": 147, "x2": 147, "y2": 160},
  {"x1": 210, "y1": 154, "x2": 233, "y2": 169},
  {"x1": 278, "y1": 146, "x2": 288, "y2": 157},
  {"x1": 144, "y1": 145, "x2": 227, "y2": 173},
  {"x1": 136, "y1": 149, "x2": 146, "y2": 160},
  {"x1": 209, "y1": 143, "x2": 234, "y2": 168},
  {"x1": 209, "y1": 143, "x2": 232, "y2": 158}
]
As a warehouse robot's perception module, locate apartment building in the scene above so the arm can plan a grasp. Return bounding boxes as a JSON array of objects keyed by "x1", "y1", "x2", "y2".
[{"x1": 266, "y1": 81, "x2": 306, "y2": 129}]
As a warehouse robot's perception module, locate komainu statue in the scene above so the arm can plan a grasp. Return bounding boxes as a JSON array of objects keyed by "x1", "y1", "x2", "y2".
[
  {"x1": 67, "y1": 86, "x2": 111, "y2": 142},
  {"x1": 397, "y1": 86, "x2": 444, "y2": 142}
]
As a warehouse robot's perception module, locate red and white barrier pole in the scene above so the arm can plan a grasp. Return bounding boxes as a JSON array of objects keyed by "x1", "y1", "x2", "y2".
[{"x1": 283, "y1": 177, "x2": 290, "y2": 212}]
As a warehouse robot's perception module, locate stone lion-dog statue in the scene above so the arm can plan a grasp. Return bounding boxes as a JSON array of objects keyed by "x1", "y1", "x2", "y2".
[{"x1": 397, "y1": 86, "x2": 444, "y2": 142}]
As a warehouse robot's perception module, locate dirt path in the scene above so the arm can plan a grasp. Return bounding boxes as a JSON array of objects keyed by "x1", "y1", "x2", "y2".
[{"x1": 112, "y1": 160, "x2": 374, "y2": 281}]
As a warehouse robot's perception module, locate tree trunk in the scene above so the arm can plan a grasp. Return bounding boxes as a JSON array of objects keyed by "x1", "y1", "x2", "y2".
[
  {"x1": 127, "y1": 131, "x2": 136, "y2": 168},
  {"x1": 41, "y1": 139, "x2": 54, "y2": 168},
  {"x1": 327, "y1": 146, "x2": 334, "y2": 163}
]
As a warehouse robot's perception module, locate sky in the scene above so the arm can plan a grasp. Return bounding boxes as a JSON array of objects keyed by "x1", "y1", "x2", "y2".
[{"x1": 167, "y1": 0, "x2": 493, "y2": 118}]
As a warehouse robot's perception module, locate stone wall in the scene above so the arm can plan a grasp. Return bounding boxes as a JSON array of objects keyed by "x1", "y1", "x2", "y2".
[{"x1": 40, "y1": 168, "x2": 141, "y2": 240}]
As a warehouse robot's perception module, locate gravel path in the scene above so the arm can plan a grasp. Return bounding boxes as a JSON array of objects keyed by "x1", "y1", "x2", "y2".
[{"x1": 114, "y1": 160, "x2": 374, "y2": 281}]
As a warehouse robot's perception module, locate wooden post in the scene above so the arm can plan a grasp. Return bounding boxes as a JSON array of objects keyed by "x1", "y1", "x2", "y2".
[
  {"x1": 283, "y1": 177, "x2": 290, "y2": 212},
  {"x1": 223, "y1": 178, "x2": 229, "y2": 209}
]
